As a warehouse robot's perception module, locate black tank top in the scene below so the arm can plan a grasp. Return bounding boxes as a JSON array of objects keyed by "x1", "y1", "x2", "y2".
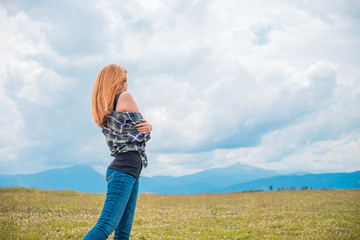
[{"x1": 108, "y1": 92, "x2": 143, "y2": 179}]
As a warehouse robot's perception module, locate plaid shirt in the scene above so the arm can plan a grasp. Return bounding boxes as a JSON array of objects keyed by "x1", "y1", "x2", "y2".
[{"x1": 102, "y1": 111, "x2": 151, "y2": 168}]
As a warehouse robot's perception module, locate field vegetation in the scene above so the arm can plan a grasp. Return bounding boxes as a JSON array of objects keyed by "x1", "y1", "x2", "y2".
[{"x1": 0, "y1": 187, "x2": 359, "y2": 239}]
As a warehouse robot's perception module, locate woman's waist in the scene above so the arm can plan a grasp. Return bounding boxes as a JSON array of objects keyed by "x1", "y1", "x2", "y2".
[
  {"x1": 115, "y1": 150, "x2": 141, "y2": 158},
  {"x1": 109, "y1": 151, "x2": 143, "y2": 179}
]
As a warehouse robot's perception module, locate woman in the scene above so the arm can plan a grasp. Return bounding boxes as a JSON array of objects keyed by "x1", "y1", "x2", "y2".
[{"x1": 84, "y1": 64, "x2": 152, "y2": 239}]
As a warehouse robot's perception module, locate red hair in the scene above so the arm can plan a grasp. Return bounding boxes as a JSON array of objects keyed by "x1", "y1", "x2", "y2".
[{"x1": 91, "y1": 64, "x2": 127, "y2": 128}]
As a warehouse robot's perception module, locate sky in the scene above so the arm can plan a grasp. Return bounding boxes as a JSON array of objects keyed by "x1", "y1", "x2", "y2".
[{"x1": 0, "y1": 0, "x2": 359, "y2": 177}]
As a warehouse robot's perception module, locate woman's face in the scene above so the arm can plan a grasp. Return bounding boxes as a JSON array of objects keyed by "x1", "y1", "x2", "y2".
[
  {"x1": 124, "y1": 68, "x2": 128, "y2": 91},
  {"x1": 123, "y1": 80, "x2": 128, "y2": 91}
]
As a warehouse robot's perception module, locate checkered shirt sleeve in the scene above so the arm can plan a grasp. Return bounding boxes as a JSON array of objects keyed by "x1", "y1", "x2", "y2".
[{"x1": 102, "y1": 111, "x2": 151, "y2": 168}]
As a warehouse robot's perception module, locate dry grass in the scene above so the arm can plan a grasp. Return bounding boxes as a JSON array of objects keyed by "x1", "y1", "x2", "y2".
[{"x1": 0, "y1": 188, "x2": 359, "y2": 239}]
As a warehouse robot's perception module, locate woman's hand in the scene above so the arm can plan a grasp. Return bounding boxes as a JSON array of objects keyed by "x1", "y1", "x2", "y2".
[{"x1": 137, "y1": 119, "x2": 152, "y2": 134}]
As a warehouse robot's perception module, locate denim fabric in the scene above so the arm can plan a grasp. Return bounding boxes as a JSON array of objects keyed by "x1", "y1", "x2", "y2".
[{"x1": 83, "y1": 168, "x2": 139, "y2": 240}]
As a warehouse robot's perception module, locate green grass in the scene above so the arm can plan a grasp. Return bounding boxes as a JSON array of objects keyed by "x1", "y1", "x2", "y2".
[{"x1": 0, "y1": 188, "x2": 359, "y2": 239}]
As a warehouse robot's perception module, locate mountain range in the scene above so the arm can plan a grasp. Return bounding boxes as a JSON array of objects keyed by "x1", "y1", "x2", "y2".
[
  {"x1": 0, "y1": 163, "x2": 359, "y2": 194},
  {"x1": 0, "y1": 165, "x2": 105, "y2": 193}
]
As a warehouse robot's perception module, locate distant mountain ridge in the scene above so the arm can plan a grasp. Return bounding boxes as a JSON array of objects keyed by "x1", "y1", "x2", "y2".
[
  {"x1": 216, "y1": 171, "x2": 360, "y2": 193},
  {"x1": 0, "y1": 165, "x2": 106, "y2": 193},
  {"x1": 0, "y1": 164, "x2": 359, "y2": 194},
  {"x1": 139, "y1": 162, "x2": 279, "y2": 194}
]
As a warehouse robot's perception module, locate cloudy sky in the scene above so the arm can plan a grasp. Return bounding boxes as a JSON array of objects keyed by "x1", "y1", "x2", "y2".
[{"x1": 1, "y1": 0, "x2": 359, "y2": 177}]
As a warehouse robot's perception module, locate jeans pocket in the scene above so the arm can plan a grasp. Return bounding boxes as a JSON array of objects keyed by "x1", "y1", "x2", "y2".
[{"x1": 106, "y1": 169, "x2": 116, "y2": 185}]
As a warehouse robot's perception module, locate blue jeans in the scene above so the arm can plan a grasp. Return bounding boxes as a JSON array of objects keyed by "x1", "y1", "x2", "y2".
[{"x1": 83, "y1": 168, "x2": 139, "y2": 240}]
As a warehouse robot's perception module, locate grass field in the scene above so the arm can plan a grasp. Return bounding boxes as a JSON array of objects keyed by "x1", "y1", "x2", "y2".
[{"x1": 0, "y1": 188, "x2": 359, "y2": 239}]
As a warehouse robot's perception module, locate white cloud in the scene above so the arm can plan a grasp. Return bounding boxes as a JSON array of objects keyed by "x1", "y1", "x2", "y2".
[
  {"x1": 0, "y1": 85, "x2": 41, "y2": 167},
  {"x1": 0, "y1": 5, "x2": 77, "y2": 172},
  {"x1": 14, "y1": 61, "x2": 73, "y2": 105},
  {"x1": 0, "y1": 0, "x2": 359, "y2": 175},
  {"x1": 142, "y1": 129, "x2": 360, "y2": 177},
  {"x1": 275, "y1": 129, "x2": 360, "y2": 173}
]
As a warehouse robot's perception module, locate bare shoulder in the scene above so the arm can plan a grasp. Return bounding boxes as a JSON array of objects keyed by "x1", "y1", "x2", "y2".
[
  {"x1": 117, "y1": 91, "x2": 140, "y2": 112},
  {"x1": 119, "y1": 91, "x2": 134, "y2": 101}
]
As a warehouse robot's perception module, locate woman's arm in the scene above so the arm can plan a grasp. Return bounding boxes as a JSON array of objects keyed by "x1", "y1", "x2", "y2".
[
  {"x1": 137, "y1": 119, "x2": 152, "y2": 134},
  {"x1": 116, "y1": 91, "x2": 152, "y2": 134}
]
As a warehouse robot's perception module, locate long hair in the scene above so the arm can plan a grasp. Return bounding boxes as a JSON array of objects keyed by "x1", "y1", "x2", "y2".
[{"x1": 91, "y1": 64, "x2": 127, "y2": 128}]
